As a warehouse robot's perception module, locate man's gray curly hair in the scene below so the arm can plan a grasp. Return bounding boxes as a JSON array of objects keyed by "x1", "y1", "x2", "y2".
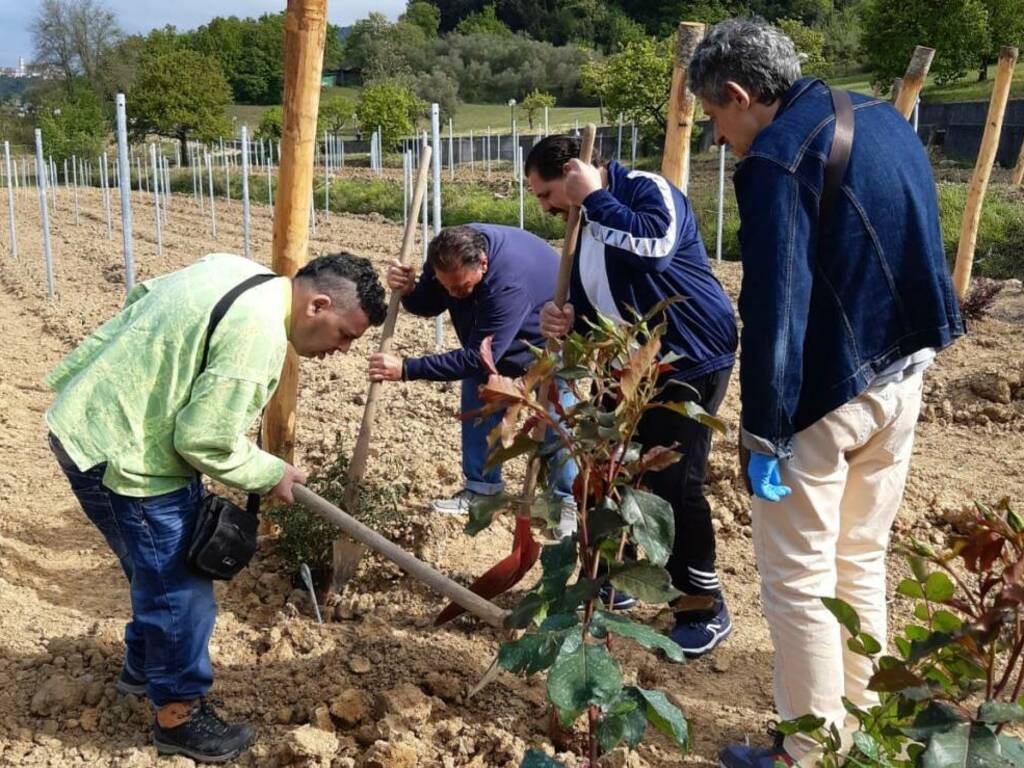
[{"x1": 688, "y1": 18, "x2": 802, "y2": 105}]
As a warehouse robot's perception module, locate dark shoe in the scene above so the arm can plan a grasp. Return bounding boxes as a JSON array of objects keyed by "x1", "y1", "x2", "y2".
[
  {"x1": 599, "y1": 584, "x2": 637, "y2": 611},
  {"x1": 153, "y1": 699, "x2": 256, "y2": 764},
  {"x1": 115, "y1": 666, "x2": 147, "y2": 697},
  {"x1": 719, "y1": 729, "x2": 794, "y2": 768},
  {"x1": 670, "y1": 596, "x2": 733, "y2": 658}
]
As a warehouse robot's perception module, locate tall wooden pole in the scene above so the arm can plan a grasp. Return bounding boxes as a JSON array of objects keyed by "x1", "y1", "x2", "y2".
[
  {"x1": 952, "y1": 46, "x2": 1019, "y2": 301},
  {"x1": 1012, "y1": 134, "x2": 1024, "y2": 187},
  {"x1": 263, "y1": 0, "x2": 328, "y2": 486},
  {"x1": 330, "y1": 141, "x2": 432, "y2": 592},
  {"x1": 661, "y1": 22, "x2": 705, "y2": 190},
  {"x1": 894, "y1": 46, "x2": 936, "y2": 120}
]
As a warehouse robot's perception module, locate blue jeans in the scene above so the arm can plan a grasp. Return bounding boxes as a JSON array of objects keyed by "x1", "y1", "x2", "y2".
[
  {"x1": 49, "y1": 434, "x2": 216, "y2": 706},
  {"x1": 461, "y1": 375, "x2": 578, "y2": 501}
]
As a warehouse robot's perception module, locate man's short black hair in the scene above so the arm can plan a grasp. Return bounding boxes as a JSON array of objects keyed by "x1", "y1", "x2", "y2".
[
  {"x1": 295, "y1": 252, "x2": 387, "y2": 326},
  {"x1": 524, "y1": 135, "x2": 604, "y2": 181},
  {"x1": 427, "y1": 226, "x2": 488, "y2": 272}
]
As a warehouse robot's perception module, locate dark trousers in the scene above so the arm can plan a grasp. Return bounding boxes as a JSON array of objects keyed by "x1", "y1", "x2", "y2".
[{"x1": 637, "y1": 366, "x2": 731, "y2": 597}]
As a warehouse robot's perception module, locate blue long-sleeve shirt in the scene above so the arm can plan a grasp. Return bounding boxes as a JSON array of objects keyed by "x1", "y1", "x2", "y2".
[
  {"x1": 401, "y1": 224, "x2": 558, "y2": 381},
  {"x1": 573, "y1": 161, "x2": 737, "y2": 382}
]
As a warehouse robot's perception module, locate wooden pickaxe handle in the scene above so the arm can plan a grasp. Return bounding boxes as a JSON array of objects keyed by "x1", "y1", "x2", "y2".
[
  {"x1": 343, "y1": 141, "x2": 433, "y2": 510},
  {"x1": 296, "y1": 486, "x2": 509, "y2": 627}
]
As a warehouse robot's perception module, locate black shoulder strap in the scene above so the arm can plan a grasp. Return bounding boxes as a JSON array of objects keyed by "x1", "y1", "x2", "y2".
[
  {"x1": 195, "y1": 271, "x2": 277, "y2": 515},
  {"x1": 819, "y1": 87, "x2": 854, "y2": 252},
  {"x1": 199, "y1": 272, "x2": 277, "y2": 374}
]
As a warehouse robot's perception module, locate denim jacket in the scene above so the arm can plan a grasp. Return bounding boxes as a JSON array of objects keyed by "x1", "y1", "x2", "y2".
[{"x1": 735, "y1": 78, "x2": 964, "y2": 458}]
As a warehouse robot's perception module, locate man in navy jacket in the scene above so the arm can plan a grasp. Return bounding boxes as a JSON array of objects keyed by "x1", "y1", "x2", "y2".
[
  {"x1": 689, "y1": 19, "x2": 964, "y2": 768},
  {"x1": 368, "y1": 224, "x2": 577, "y2": 532},
  {"x1": 527, "y1": 135, "x2": 738, "y2": 657}
]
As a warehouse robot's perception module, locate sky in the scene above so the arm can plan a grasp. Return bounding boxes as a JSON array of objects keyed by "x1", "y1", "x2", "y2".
[{"x1": 1, "y1": 0, "x2": 406, "y2": 68}]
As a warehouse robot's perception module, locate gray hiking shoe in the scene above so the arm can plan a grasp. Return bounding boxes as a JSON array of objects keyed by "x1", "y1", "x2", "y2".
[
  {"x1": 431, "y1": 489, "x2": 478, "y2": 516},
  {"x1": 553, "y1": 499, "x2": 578, "y2": 540}
]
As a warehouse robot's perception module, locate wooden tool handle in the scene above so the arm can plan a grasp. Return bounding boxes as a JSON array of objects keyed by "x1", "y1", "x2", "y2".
[
  {"x1": 553, "y1": 124, "x2": 596, "y2": 308},
  {"x1": 296, "y1": 486, "x2": 509, "y2": 627},
  {"x1": 344, "y1": 142, "x2": 432, "y2": 509}
]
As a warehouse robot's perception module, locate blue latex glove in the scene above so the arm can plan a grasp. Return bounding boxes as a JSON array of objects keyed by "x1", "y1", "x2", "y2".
[{"x1": 747, "y1": 452, "x2": 792, "y2": 502}]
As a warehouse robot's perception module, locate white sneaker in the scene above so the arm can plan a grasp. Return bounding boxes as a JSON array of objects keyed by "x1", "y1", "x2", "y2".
[
  {"x1": 431, "y1": 489, "x2": 476, "y2": 516},
  {"x1": 553, "y1": 500, "x2": 578, "y2": 540}
]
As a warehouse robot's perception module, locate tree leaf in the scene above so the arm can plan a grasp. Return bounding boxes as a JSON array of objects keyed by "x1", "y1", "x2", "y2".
[
  {"x1": 546, "y1": 632, "x2": 623, "y2": 713},
  {"x1": 485, "y1": 434, "x2": 541, "y2": 472},
  {"x1": 609, "y1": 561, "x2": 682, "y2": 604},
  {"x1": 619, "y1": 487, "x2": 675, "y2": 567},
  {"x1": 591, "y1": 610, "x2": 686, "y2": 662},
  {"x1": 868, "y1": 666, "x2": 925, "y2": 693},
  {"x1": 977, "y1": 701, "x2": 1024, "y2": 725},
  {"x1": 498, "y1": 614, "x2": 578, "y2": 675},
  {"x1": 505, "y1": 592, "x2": 547, "y2": 629},
  {"x1": 901, "y1": 702, "x2": 969, "y2": 742},
  {"x1": 520, "y1": 749, "x2": 565, "y2": 768},
  {"x1": 464, "y1": 492, "x2": 514, "y2": 536},
  {"x1": 924, "y1": 572, "x2": 956, "y2": 603},
  {"x1": 553, "y1": 577, "x2": 604, "y2": 613},
  {"x1": 919, "y1": 722, "x2": 1015, "y2": 768},
  {"x1": 656, "y1": 399, "x2": 727, "y2": 434},
  {"x1": 597, "y1": 688, "x2": 648, "y2": 752},
  {"x1": 821, "y1": 596, "x2": 861, "y2": 636},
  {"x1": 997, "y1": 735, "x2": 1024, "y2": 764},
  {"x1": 539, "y1": 538, "x2": 578, "y2": 597},
  {"x1": 588, "y1": 497, "x2": 627, "y2": 542},
  {"x1": 776, "y1": 714, "x2": 827, "y2": 736},
  {"x1": 636, "y1": 687, "x2": 689, "y2": 751},
  {"x1": 897, "y1": 578, "x2": 926, "y2": 599},
  {"x1": 624, "y1": 445, "x2": 682, "y2": 478}
]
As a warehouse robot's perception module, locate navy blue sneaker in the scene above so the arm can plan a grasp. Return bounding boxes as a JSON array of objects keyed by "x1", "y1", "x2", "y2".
[
  {"x1": 669, "y1": 596, "x2": 733, "y2": 658},
  {"x1": 115, "y1": 666, "x2": 147, "y2": 697},
  {"x1": 719, "y1": 730, "x2": 794, "y2": 768},
  {"x1": 599, "y1": 584, "x2": 637, "y2": 611}
]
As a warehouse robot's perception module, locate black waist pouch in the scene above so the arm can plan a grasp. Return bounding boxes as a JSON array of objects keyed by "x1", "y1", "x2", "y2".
[{"x1": 187, "y1": 492, "x2": 260, "y2": 581}]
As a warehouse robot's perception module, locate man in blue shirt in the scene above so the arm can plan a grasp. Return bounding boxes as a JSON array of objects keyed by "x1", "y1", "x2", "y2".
[
  {"x1": 368, "y1": 224, "x2": 577, "y2": 534},
  {"x1": 689, "y1": 19, "x2": 964, "y2": 767},
  {"x1": 527, "y1": 134, "x2": 738, "y2": 657}
]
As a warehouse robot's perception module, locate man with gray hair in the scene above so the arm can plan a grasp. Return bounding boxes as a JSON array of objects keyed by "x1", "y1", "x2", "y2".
[{"x1": 688, "y1": 18, "x2": 963, "y2": 767}]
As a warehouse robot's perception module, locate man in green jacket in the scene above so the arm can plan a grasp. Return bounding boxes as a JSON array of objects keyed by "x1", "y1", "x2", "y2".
[{"x1": 45, "y1": 252, "x2": 386, "y2": 763}]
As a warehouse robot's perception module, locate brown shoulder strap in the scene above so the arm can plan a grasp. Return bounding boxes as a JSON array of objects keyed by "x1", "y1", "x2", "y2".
[{"x1": 819, "y1": 87, "x2": 854, "y2": 251}]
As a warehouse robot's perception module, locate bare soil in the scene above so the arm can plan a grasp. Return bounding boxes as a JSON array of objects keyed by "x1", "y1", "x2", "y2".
[{"x1": 1, "y1": 181, "x2": 1023, "y2": 768}]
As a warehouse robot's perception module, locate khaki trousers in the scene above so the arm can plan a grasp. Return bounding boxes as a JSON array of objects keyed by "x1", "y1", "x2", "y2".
[{"x1": 751, "y1": 372, "x2": 924, "y2": 759}]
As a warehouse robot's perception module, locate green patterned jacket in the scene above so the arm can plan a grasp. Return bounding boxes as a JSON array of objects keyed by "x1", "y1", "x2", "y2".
[{"x1": 45, "y1": 253, "x2": 291, "y2": 498}]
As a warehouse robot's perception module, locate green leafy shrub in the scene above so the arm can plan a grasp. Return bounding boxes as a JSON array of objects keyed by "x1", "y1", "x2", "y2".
[
  {"x1": 782, "y1": 498, "x2": 1024, "y2": 766},
  {"x1": 466, "y1": 304, "x2": 726, "y2": 764},
  {"x1": 264, "y1": 438, "x2": 410, "y2": 574}
]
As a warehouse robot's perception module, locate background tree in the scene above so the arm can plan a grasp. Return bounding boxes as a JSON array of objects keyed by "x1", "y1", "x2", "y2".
[
  {"x1": 456, "y1": 5, "x2": 512, "y2": 36},
  {"x1": 129, "y1": 48, "x2": 232, "y2": 165},
  {"x1": 412, "y1": 69, "x2": 461, "y2": 122},
  {"x1": 356, "y1": 80, "x2": 424, "y2": 149},
  {"x1": 256, "y1": 106, "x2": 283, "y2": 141},
  {"x1": 977, "y1": 0, "x2": 1024, "y2": 81},
  {"x1": 581, "y1": 37, "x2": 672, "y2": 140},
  {"x1": 402, "y1": 1, "x2": 442, "y2": 38},
  {"x1": 31, "y1": 0, "x2": 121, "y2": 96},
  {"x1": 776, "y1": 17, "x2": 832, "y2": 79},
  {"x1": 521, "y1": 88, "x2": 556, "y2": 129},
  {"x1": 37, "y1": 78, "x2": 106, "y2": 163},
  {"x1": 318, "y1": 94, "x2": 357, "y2": 134},
  {"x1": 861, "y1": 0, "x2": 990, "y2": 87}
]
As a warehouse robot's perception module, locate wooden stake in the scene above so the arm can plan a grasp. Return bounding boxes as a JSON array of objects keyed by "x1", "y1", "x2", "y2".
[
  {"x1": 262, "y1": 0, "x2": 328, "y2": 502},
  {"x1": 1012, "y1": 132, "x2": 1024, "y2": 186},
  {"x1": 296, "y1": 486, "x2": 508, "y2": 627},
  {"x1": 953, "y1": 46, "x2": 1019, "y2": 301},
  {"x1": 894, "y1": 46, "x2": 936, "y2": 120},
  {"x1": 661, "y1": 22, "x2": 705, "y2": 190},
  {"x1": 330, "y1": 140, "x2": 432, "y2": 592}
]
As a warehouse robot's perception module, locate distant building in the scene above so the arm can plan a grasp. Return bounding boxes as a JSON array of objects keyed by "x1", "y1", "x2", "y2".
[{"x1": 17, "y1": 57, "x2": 26, "y2": 77}]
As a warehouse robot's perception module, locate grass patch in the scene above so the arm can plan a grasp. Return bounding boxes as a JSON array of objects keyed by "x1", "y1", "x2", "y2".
[
  {"x1": 831, "y1": 63, "x2": 1024, "y2": 103},
  {"x1": 938, "y1": 183, "x2": 1024, "y2": 280}
]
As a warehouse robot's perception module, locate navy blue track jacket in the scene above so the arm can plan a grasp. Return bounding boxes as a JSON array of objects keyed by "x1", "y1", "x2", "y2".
[
  {"x1": 401, "y1": 223, "x2": 557, "y2": 381},
  {"x1": 574, "y1": 161, "x2": 737, "y2": 382}
]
